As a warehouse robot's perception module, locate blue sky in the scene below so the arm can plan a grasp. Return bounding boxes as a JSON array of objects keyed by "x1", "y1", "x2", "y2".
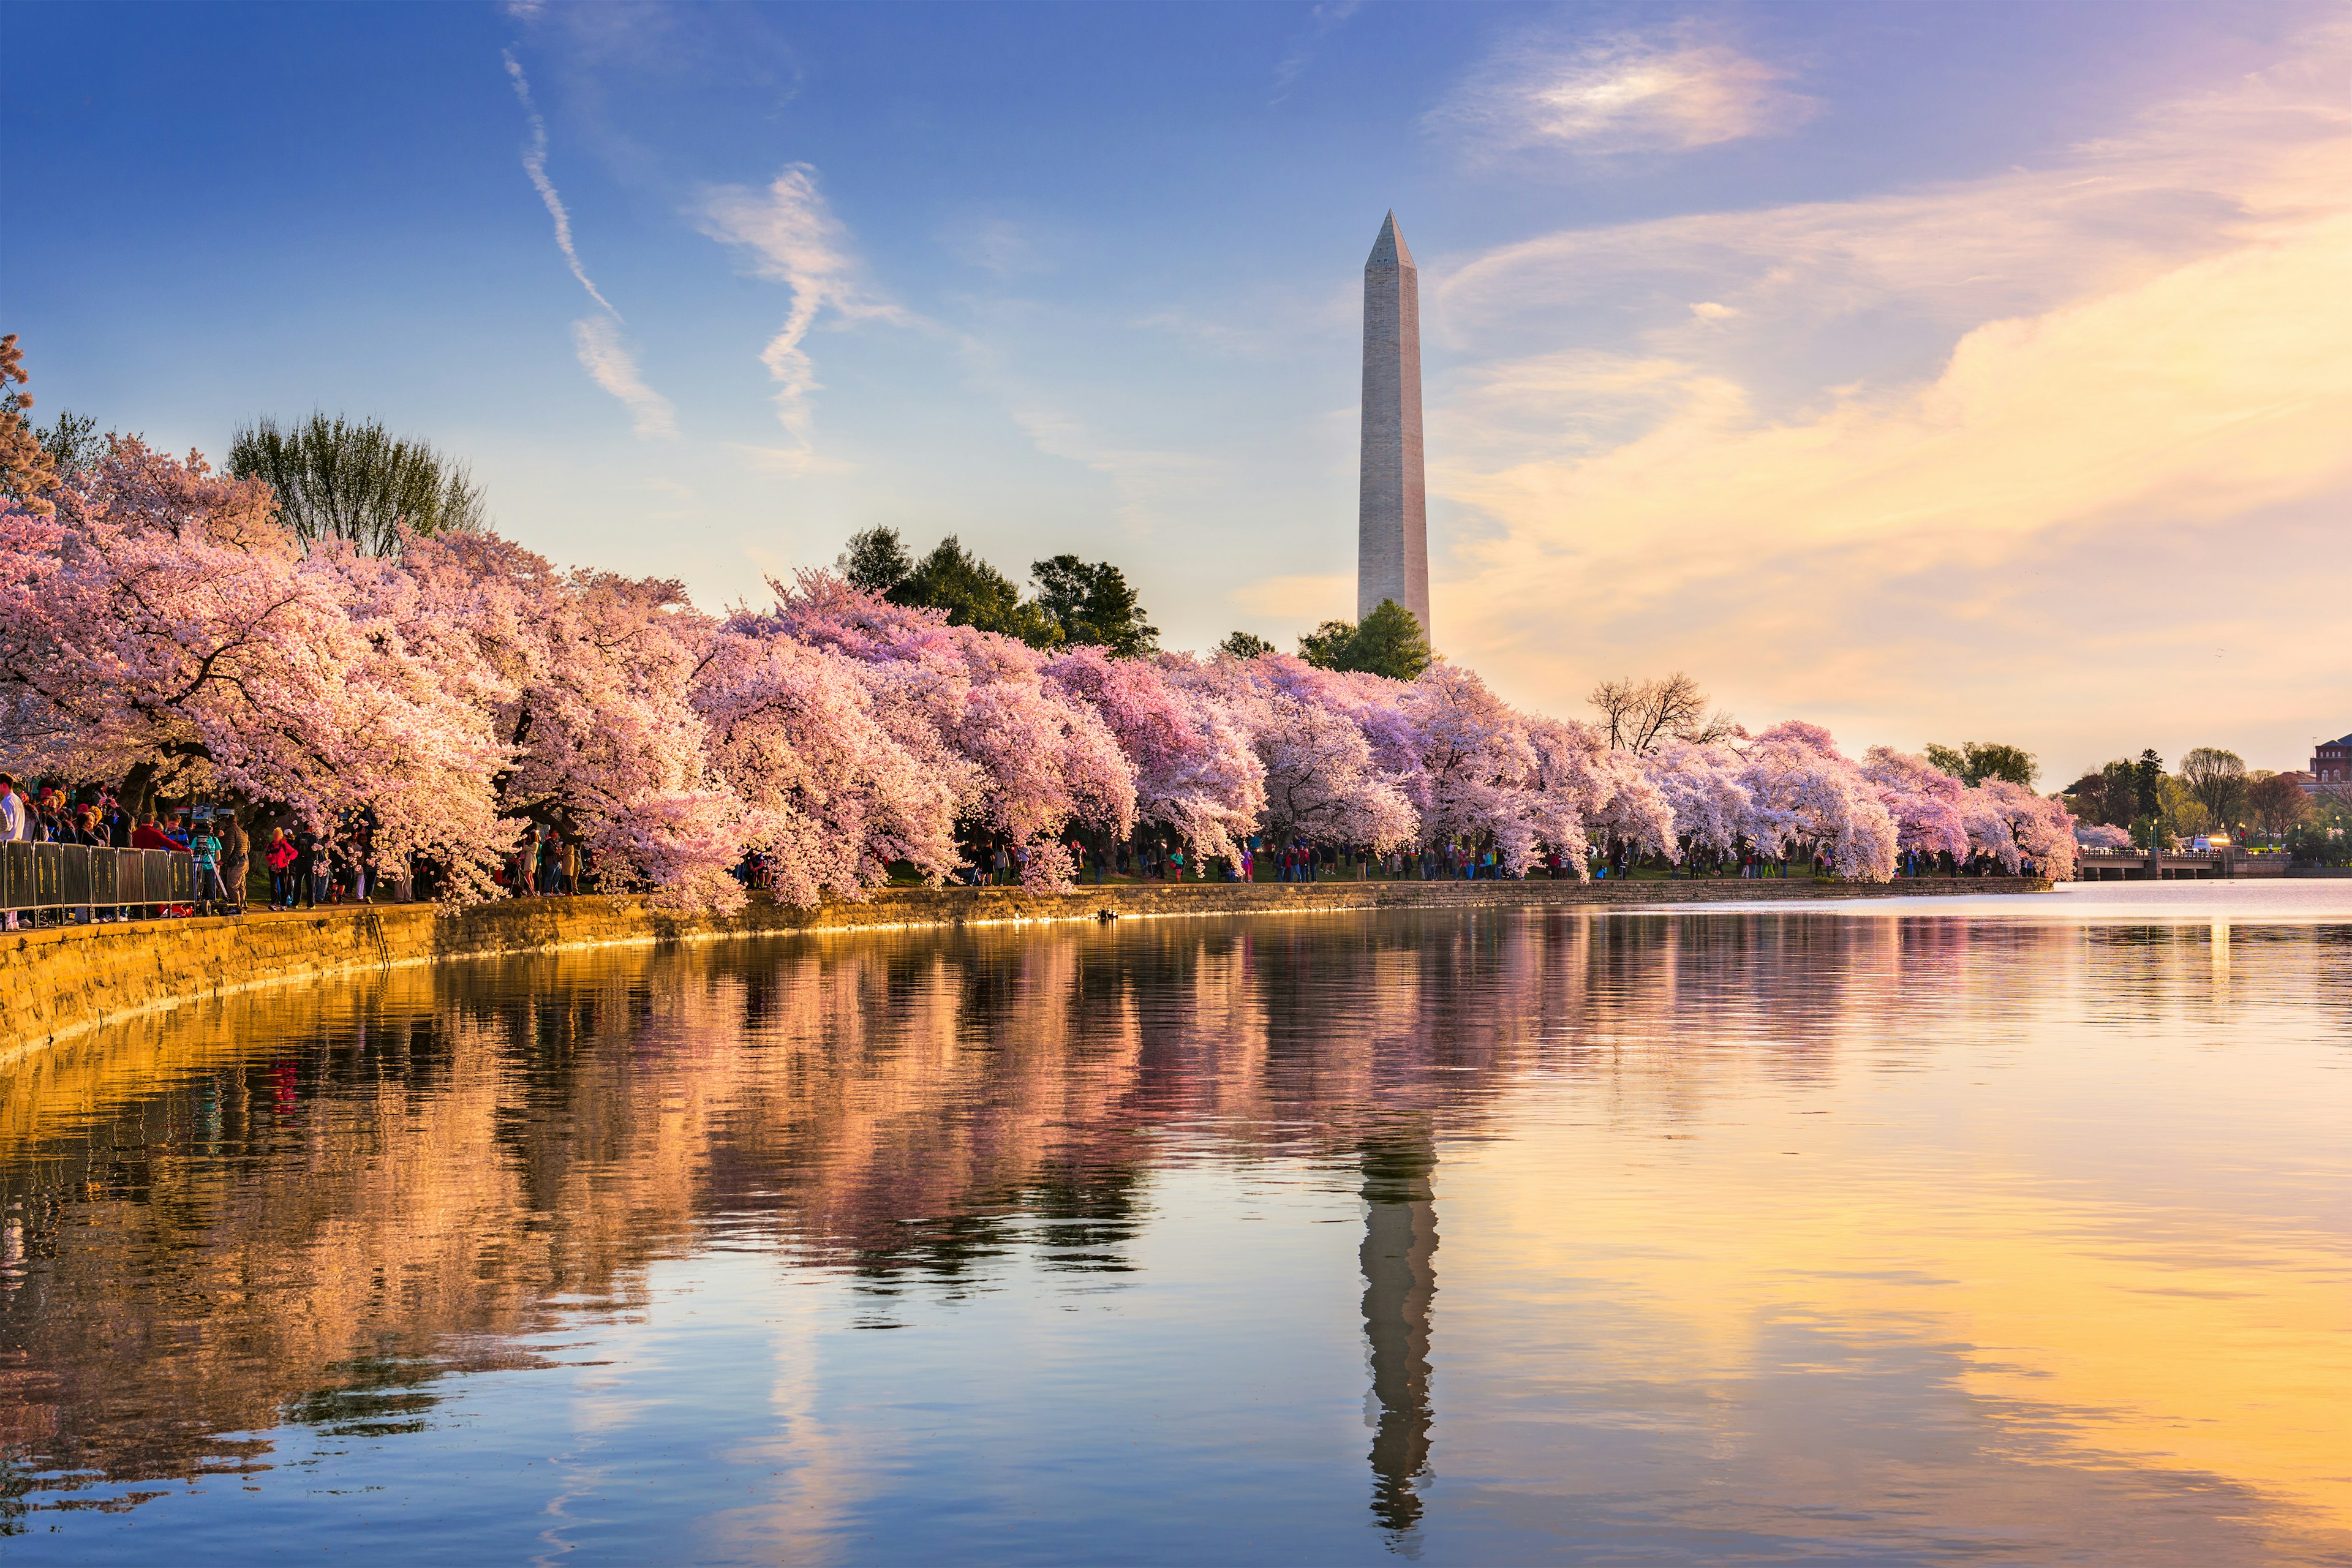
[{"x1": 9, "y1": 1, "x2": 2347, "y2": 780}]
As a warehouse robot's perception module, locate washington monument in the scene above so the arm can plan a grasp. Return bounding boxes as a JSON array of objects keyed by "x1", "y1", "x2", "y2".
[{"x1": 1358, "y1": 211, "x2": 1430, "y2": 641}]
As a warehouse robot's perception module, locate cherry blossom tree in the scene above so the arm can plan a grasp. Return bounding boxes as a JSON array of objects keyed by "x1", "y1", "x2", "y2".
[
  {"x1": 1044, "y1": 645, "x2": 1264, "y2": 862},
  {"x1": 737, "y1": 573, "x2": 1137, "y2": 889},
  {"x1": 1640, "y1": 739, "x2": 1758, "y2": 865},
  {"x1": 1967, "y1": 778, "x2": 2079, "y2": 880},
  {"x1": 393, "y1": 532, "x2": 729, "y2": 897},
  {"x1": 0, "y1": 439, "x2": 512, "y2": 892},
  {"x1": 692, "y1": 620, "x2": 962, "y2": 906},
  {"x1": 1403, "y1": 665, "x2": 1588, "y2": 874},
  {"x1": 1860, "y1": 745, "x2": 1973, "y2": 864},
  {"x1": 1741, "y1": 722, "x2": 1899, "y2": 881},
  {"x1": 1530, "y1": 718, "x2": 1676, "y2": 869},
  {"x1": 1171, "y1": 652, "x2": 1415, "y2": 853}
]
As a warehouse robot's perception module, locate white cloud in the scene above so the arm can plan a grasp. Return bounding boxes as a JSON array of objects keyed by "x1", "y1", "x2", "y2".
[
  {"x1": 698, "y1": 165, "x2": 905, "y2": 443},
  {"x1": 1422, "y1": 33, "x2": 2352, "y2": 770},
  {"x1": 502, "y1": 51, "x2": 619, "y2": 317},
  {"x1": 1433, "y1": 27, "x2": 1817, "y2": 156},
  {"x1": 571, "y1": 317, "x2": 676, "y2": 439}
]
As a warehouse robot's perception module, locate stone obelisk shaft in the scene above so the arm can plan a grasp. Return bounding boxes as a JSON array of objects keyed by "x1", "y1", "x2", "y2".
[{"x1": 1358, "y1": 212, "x2": 1430, "y2": 641}]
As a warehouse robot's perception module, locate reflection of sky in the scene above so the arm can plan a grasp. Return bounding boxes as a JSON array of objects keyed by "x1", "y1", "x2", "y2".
[{"x1": 4, "y1": 888, "x2": 2348, "y2": 1562}]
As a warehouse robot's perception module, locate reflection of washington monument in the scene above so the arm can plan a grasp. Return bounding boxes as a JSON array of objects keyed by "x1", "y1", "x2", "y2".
[{"x1": 1359, "y1": 1129, "x2": 1438, "y2": 1539}]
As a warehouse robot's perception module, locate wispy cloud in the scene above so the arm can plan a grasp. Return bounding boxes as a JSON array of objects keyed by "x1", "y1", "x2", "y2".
[
  {"x1": 1007, "y1": 402, "x2": 1221, "y2": 534},
  {"x1": 1433, "y1": 26, "x2": 1817, "y2": 157},
  {"x1": 503, "y1": 48, "x2": 678, "y2": 440},
  {"x1": 1273, "y1": 0, "x2": 1363, "y2": 100},
  {"x1": 572, "y1": 317, "x2": 677, "y2": 438},
  {"x1": 950, "y1": 217, "x2": 1054, "y2": 280},
  {"x1": 698, "y1": 165, "x2": 905, "y2": 442},
  {"x1": 502, "y1": 50, "x2": 618, "y2": 317}
]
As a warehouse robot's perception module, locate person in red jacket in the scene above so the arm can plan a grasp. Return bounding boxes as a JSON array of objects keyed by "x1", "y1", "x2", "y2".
[
  {"x1": 265, "y1": 828, "x2": 298, "y2": 908},
  {"x1": 129, "y1": 814, "x2": 176, "y2": 850}
]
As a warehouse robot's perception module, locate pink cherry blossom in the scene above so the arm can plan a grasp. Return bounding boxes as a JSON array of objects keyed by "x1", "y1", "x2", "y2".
[
  {"x1": 1860, "y1": 746, "x2": 1973, "y2": 863},
  {"x1": 0, "y1": 440, "x2": 512, "y2": 894},
  {"x1": 1742, "y1": 722, "x2": 1899, "y2": 880},
  {"x1": 0, "y1": 453, "x2": 2081, "y2": 905}
]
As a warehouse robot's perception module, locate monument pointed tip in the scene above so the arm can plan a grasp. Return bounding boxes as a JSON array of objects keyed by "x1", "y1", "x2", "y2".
[{"x1": 1368, "y1": 211, "x2": 1414, "y2": 270}]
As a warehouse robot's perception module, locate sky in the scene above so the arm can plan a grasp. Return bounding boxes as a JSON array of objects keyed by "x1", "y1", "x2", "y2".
[{"x1": 7, "y1": 1, "x2": 2346, "y2": 784}]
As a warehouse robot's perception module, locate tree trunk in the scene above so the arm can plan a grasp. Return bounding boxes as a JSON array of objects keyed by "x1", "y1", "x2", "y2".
[{"x1": 119, "y1": 761, "x2": 160, "y2": 823}]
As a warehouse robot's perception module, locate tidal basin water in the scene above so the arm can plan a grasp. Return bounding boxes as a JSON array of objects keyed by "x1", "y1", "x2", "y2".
[{"x1": 3, "y1": 884, "x2": 2348, "y2": 1564}]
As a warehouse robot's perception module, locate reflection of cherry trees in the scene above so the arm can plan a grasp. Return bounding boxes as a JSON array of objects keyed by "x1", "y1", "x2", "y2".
[
  {"x1": 0, "y1": 907, "x2": 2138, "y2": 1496},
  {"x1": 1, "y1": 446, "x2": 2074, "y2": 900}
]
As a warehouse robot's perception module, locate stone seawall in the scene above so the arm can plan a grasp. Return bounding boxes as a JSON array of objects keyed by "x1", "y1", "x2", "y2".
[{"x1": 1, "y1": 876, "x2": 2049, "y2": 1060}]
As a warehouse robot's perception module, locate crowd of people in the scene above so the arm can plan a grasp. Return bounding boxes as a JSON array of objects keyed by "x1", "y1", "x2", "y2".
[
  {"x1": 0, "y1": 771, "x2": 244, "y2": 928},
  {"x1": 0, "y1": 769, "x2": 606, "y2": 927}
]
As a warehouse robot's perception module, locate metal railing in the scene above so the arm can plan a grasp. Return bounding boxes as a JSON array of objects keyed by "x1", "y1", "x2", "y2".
[{"x1": 1, "y1": 843, "x2": 195, "y2": 914}]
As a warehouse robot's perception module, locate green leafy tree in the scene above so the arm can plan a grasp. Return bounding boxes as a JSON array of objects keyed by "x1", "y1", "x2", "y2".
[
  {"x1": 890, "y1": 535, "x2": 1062, "y2": 649},
  {"x1": 2158, "y1": 774, "x2": 2207, "y2": 838},
  {"x1": 1924, "y1": 740, "x2": 2038, "y2": 788},
  {"x1": 1297, "y1": 619, "x2": 1357, "y2": 669},
  {"x1": 228, "y1": 413, "x2": 486, "y2": 554},
  {"x1": 1216, "y1": 631, "x2": 1274, "y2": 660},
  {"x1": 1296, "y1": 599, "x2": 1432, "y2": 682},
  {"x1": 1031, "y1": 554, "x2": 1158, "y2": 657},
  {"x1": 2178, "y1": 746, "x2": 2248, "y2": 826},
  {"x1": 2285, "y1": 794, "x2": 2352, "y2": 865},
  {"x1": 837, "y1": 526, "x2": 913, "y2": 595}
]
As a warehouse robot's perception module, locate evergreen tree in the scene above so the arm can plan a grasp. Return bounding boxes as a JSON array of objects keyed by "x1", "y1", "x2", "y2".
[
  {"x1": 2134, "y1": 748, "x2": 2164, "y2": 820},
  {"x1": 1346, "y1": 599, "x2": 1434, "y2": 680},
  {"x1": 1216, "y1": 631, "x2": 1274, "y2": 660},
  {"x1": 37, "y1": 409, "x2": 103, "y2": 479}
]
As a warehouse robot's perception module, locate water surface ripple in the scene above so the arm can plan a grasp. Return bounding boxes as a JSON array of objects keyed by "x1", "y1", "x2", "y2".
[{"x1": 3, "y1": 883, "x2": 2348, "y2": 1564}]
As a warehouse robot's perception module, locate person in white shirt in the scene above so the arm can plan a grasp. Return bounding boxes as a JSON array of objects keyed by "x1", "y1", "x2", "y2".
[{"x1": 0, "y1": 775, "x2": 23, "y2": 930}]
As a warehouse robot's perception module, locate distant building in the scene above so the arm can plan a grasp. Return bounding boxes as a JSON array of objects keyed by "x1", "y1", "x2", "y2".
[{"x1": 2309, "y1": 734, "x2": 2352, "y2": 791}]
